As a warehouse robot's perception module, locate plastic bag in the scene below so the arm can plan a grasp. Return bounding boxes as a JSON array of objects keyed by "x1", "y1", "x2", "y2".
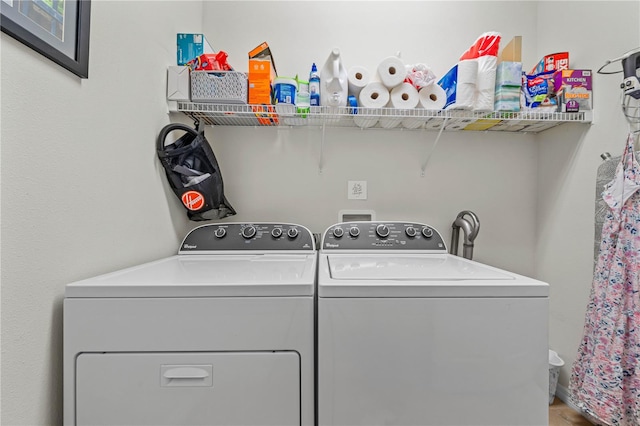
[{"x1": 156, "y1": 123, "x2": 236, "y2": 221}]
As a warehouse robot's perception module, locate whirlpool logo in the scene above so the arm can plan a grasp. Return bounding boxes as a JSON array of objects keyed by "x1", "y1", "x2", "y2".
[
  {"x1": 325, "y1": 243, "x2": 340, "y2": 248},
  {"x1": 183, "y1": 244, "x2": 197, "y2": 249}
]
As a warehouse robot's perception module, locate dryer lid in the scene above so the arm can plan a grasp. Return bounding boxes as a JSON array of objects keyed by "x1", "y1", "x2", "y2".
[
  {"x1": 321, "y1": 254, "x2": 548, "y2": 297},
  {"x1": 65, "y1": 254, "x2": 317, "y2": 298}
]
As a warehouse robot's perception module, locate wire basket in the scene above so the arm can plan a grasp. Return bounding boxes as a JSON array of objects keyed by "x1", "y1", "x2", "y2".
[{"x1": 191, "y1": 71, "x2": 248, "y2": 104}]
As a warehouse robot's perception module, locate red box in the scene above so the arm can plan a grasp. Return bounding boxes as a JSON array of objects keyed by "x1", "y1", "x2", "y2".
[{"x1": 530, "y1": 52, "x2": 569, "y2": 75}]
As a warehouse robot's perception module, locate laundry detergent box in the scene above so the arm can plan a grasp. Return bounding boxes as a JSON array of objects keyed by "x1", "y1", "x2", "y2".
[
  {"x1": 553, "y1": 69, "x2": 592, "y2": 112},
  {"x1": 530, "y1": 52, "x2": 569, "y2": 75},
  {"x1": 248, "y1": 42, "x2": 278, "y2": 104},
  {"x1": 177, "y1": 33, "x2": 215, "y2": 66}
]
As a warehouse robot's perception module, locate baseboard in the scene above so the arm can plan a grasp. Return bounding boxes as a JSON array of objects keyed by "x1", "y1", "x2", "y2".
[{"x1": 555, "y1": 383, "x2": 581, "y2": 412}]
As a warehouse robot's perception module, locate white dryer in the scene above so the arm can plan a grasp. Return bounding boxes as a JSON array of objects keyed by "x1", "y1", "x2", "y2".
[
  {"x1": 64, "y1": 223, "x2": 316, "y2": 426},
  {"x1": 317, "y1": 221, "x2": 549, "y2": 426}
]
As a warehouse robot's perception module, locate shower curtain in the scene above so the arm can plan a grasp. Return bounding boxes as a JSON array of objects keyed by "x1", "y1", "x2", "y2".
[{"x1": 570, "y1": 133, "x2": 640, "y2": 426}]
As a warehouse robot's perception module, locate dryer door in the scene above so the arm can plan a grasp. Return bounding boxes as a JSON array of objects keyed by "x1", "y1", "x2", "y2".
[{"x1": 76, "y1": 351, "x2": 300, "y2": 426}]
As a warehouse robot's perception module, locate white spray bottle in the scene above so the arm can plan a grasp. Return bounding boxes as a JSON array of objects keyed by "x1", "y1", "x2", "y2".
[{"x1": 320, "y1": 48, "x2": 348, "y2": 107}]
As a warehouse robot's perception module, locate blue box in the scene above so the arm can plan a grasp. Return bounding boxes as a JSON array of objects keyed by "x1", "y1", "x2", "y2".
[{"x1": 177, "y1": 33, "x2": 214, "y2": 66}]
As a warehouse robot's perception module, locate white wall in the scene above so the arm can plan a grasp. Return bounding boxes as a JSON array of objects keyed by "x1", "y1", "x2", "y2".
[
  {"x1": 535, "y1": 1, "x2": 640, "y2": 389},
  {"x1": 1, "y1": 2, "x2": 200, "y2": 424},
  {"x1": 2, "y1": 1, "x2": 637, "y2": 424},
  {"x1": 202, "y1": 1, "x2": 541, "y2": 274}
]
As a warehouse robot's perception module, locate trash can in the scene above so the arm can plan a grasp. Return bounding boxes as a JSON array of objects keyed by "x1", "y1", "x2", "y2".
[{"x1": 548, "y1": 349, "x2": 565, "y2": 404}]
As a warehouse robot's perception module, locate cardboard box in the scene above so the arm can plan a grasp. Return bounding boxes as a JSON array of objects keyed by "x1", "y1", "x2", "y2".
[
  {"x1": 248, "y1": 42, "x2": 278, "y2": 104},
  {"x1": 177, "y1": 33, "x2": 215, "y2": 66},
  {"x1": 498, "y1": 36, "x2": 522, "y2": 63},
  {"x1": 248, "y1": 59, "x2": 273, "y2": 104},
  {"x1": 554, "y1": 69, "x2": 592, "y2": 112},
  {"x1": 530, "y1": 52, "x2": 569, "y2": 75}
]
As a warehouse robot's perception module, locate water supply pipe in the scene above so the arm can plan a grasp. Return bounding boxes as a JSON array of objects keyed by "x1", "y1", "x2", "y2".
[{"x1": 450, "y1": 210, "x2": 480, "y2": 260}]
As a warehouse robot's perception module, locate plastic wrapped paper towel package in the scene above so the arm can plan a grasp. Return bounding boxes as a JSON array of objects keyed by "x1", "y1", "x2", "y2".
[
  {"x1": 438, "y1": 32, "x2": 501, "y2": 111},
  {"x1": 437, "y1": 60, "x2": 478, "y2": 110}
]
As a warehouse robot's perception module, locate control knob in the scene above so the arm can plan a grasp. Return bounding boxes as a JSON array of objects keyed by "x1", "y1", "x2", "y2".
[
  {"x1": 349, "y1": 226, "x2": 360, "y2": 237},
  {"x1": 422, "y1": 227, "x2": 434, "y2": 238},
  {"x1": 287, "y1": 228, "x2": 299, "y2": 239},
  {"x1": 376, "y1": 224, "x2": 390, "y2": 238},
  {"x1": 241, "y1": 225, "x2": 257, "y2": 239},
  {"x1": 405, "y1": 227, "x2": 417, "y2": 238},
  {"x1": 332, "y1": 227, "x2": 344, "y2": 238},
  {"x1": 271, "y1": 228, "x2": 283, "y2": 239},
  {"x1": 214, "y1": 227, "x2": 226, "y2": 238}
]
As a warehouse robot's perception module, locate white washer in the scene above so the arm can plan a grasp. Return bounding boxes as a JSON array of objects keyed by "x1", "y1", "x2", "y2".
[
  {"x1": 64, "y1": 223, "x2": 316, "y2": 426},
  {"x1": 317, "y1": 221, "x2": 549, "y2": 426}
]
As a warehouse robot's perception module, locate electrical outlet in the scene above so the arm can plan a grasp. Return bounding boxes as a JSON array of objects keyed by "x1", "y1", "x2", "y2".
[{"x1": 347, "y1": 181, "x2": 367, "y2": 200}]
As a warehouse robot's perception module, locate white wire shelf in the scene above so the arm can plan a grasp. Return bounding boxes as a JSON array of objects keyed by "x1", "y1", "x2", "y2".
[{"x1": 175, "y1": 102, "x2": 593, "y2": 133}]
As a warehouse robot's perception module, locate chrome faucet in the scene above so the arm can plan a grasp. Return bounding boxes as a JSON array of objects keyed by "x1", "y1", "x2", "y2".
[{"x1": 450, "y1": 210, "x2": 480, "y2": 260}]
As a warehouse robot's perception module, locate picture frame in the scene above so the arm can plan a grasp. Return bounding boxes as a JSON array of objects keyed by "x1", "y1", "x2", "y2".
[{"x1": 1, "y1": 0, "x2": 91, "y2": 78}]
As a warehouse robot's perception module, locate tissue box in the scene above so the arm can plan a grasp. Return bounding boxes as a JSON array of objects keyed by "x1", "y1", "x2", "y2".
[
  {"x1": 530, "y1": 52, "x2": 569, "y2": 75},
  {"x1": 177, "y1": 33, "x2": 214, "y2": 65},
  {"x1": 494, "y1": 86, "x2": 521, "y2": 111},
  {"x1": 554, "y1": 69, "x2": 592, "y2": 112},
  {"x1": 496, "y1": 62, "x2": 522, "y2": 87}
]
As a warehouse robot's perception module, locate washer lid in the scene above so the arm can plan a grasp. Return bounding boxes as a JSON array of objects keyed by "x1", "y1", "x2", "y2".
[
  {"x1": 65, "y1": 254, "x2": 317, "y2": 298},
  {"x1": 320, "y1": 254, "x2": 548, "y2": 297}
]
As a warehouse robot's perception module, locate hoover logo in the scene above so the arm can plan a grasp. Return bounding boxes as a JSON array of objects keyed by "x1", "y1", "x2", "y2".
[{"x1": 181, "y1": 191, "x2": 205, "y2": 211}]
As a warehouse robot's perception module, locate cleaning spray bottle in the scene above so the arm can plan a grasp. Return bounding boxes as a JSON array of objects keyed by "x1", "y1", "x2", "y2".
[
  {"x1": 309, "y1": 63, "x2": 321, "y2": 106},
  {"x1": 320, "y1": 48, "x2": 348, "y2": 107}
]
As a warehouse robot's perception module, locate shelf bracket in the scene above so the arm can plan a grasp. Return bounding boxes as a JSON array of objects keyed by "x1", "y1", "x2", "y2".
[
  {"x1": 318, "y1": 122, "x2": 326, "y2": 174},
  {"x1": 421, "y1": 117, "x2": 448, "y2": 177}
]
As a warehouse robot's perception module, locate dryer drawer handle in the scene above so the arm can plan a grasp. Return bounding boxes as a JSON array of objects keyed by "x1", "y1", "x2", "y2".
[{"x1": 163, "y1": 367, "x2": 210, "y2": 379}]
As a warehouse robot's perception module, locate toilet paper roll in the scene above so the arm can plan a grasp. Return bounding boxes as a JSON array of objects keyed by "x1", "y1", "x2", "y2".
[
  {"x1": 348, "y1": 66, "x2": 371, "y2": 98},
  {"x1": 389, "y1": 83, "x2": 419, "y2": 109},
  {"x1": 418, "y1": 84, "x2": 447, "y2": 110},
  {"x1": 377, "y1": 56, "x2": 407, "y2": 89},
  {"x1": 353, "y1": 115, "x2": 379, "y2": 129},
  {"x1": 358, "y1": 82, "x2": 390, "y2": 108}
]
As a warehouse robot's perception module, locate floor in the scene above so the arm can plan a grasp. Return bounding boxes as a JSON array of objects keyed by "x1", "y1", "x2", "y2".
[{"x1": 549, "y1": 398, "x2": 594, "y2": 426}]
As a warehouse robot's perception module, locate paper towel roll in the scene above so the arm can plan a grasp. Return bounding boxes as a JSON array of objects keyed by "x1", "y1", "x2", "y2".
[
  {"x1": 474, "y1": 56, "x2": 497, "y2": 111},
  {"x1": 348, "y1": 66, "x2": 371, "y2": 98},
  {"x1": 402, "y1": 116, "x2": 425, "y2": 129},
  {"x1": 353, "y1": 115, "x2": 379, "y2": 129},
  {"x1": 377, "y1": 56, "x2": 407, "y2": 89},
  {"x1": 379, "y1": 101, "x2": 403, "y2": 129},
  {"x1": 358, "y1": 82, "x2": 390, "y2": 108},
  {"x1": 418, "y1": 84, "x2": 446, "y2": 110},
  {"x1": 389, "y1": 83, "x2": 419, "y2": 109},
  {"x1": 458, "y1": 59, "x2": 478, "y2": 84}
]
